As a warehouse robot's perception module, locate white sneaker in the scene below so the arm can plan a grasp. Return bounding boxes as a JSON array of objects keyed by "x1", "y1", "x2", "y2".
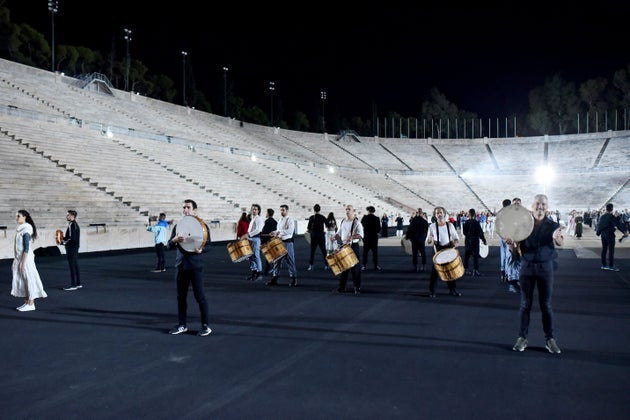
[
  {"x1": 18, "y1": 303, "x2": 35, "y2": 312},
  {"x1": 16, "y1": 303, "x2": 27, "y2": 310}
]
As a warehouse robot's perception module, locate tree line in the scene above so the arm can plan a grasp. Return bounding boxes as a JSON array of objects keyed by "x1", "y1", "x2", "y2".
[{"x1": 1, "y1": 4, "x2": 629, "y2": 137}]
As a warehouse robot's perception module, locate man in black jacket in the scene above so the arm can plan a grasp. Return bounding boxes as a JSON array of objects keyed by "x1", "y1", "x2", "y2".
[
  {"x1": 405, "y1": 208, "x2": 429, "y2": 272},
  {"x1": 62, "y1": 210, "x2": 81, "y2": 291},
  {"x1": 306, "y1": 204, "x2": 328, "y2": 270},
  {"x1": 596, "y1": 202, "x2": 629, "y2": 271},
  {"x1": 361, "y1": 206, "x2": 382, "y2": 271},
  {"x1": 463, "y1": 208, "x2": 487, "y2": 276}
]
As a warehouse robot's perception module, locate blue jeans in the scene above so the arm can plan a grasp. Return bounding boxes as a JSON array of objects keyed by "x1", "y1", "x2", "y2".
[
  {"x1": 518, "y1": 260, "x2": 555, "y2": 339},
  {"x1": 271, "y1": 241, "x2": 296, "y2": 279},
  {"x1": 248, "y1": 237, "x2": 262, "y2": 272}
]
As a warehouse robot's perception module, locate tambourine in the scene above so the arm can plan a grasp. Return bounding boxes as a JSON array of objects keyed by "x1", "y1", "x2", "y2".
[
  {"x1": 479, "y1": 239, "x2": 489, "y2": 258},
  {"x1": 495, "y1": 204, "x2": 534, "y2": 242},
  {"x1": 55, "y1": 229, "x2": 64, "y2": 245},
  {"x1": 176, "y1": 215, "x2": 208, "y2": 252}
]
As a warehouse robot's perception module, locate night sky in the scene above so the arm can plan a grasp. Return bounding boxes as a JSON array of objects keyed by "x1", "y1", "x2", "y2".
[{"x1": 6, "y1": 1, "x2": 629, "y2": 120}]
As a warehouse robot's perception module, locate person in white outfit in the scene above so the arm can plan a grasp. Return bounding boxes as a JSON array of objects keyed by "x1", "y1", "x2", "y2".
[{"x1": 11, "y1": 209, "x2": 47, "y2": 312}]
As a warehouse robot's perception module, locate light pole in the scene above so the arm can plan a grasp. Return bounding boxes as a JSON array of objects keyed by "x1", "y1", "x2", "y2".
[
  {"x1": 269, "y1": 81, "x2": 275, "y2": 126},
  {"x1": 223, "y1": 67, "x2": 228, "y2": 117},
  {"x1": 47, "y1": 1, "x2": 58, "y2": 72},
  {"x1": 124, "y1": 28, "x2": 132, "y2": 91},
  {"x1": 320, "y1": 91, "x2": 327, "y2": 133},
  {"x1": 181, "y1": 51, "x2": 188, "y2": 106}
]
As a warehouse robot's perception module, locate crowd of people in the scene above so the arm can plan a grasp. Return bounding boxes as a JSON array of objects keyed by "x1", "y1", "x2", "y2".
[{"x1": 9, "y1": 196, "x2": 629, "y2": 354}]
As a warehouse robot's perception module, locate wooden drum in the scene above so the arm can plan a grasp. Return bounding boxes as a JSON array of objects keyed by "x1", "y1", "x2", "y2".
[
  {"x1": 326, "y1": 244, "x2": 359, "y2": 276},
  {"x1": 55, "y1": 229, "x2": 64, "y2": 245},
  {"x1": 227, "y1": 238, "x2": 254, "y2": 263},
  {"x1": 261, "y1": 236, "x2": 287, "y2": 264},
  {"x1": 433, "y1": 247, "x2": 465, "y2": 281}
]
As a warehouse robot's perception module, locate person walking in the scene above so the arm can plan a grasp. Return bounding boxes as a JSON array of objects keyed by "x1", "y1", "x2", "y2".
[
  {"x1": 62, "y1": 210, "x2": 81, "y2": 291},
  {"x1": 147, "y1": 212, "x2": 168, "y2": 272},
  {"x1": 261, "y1": 208, "x2": 278, "y2": 275},
  {"x1": 11, "y1": 210, "x2": 47, "y2": 312},
  {"x1": 462, "y1": 208, "x2": 487, "y2": 276},
  {"x1": 596, "y1": 202, "x2": 629, "y2": 271},
  {"x1": 425, "y1": 206, "x2": 461, "y2": 298},
  {"x1": 244, "y1": 204, "x2": 264, "y2": 281},
  {"x1": 508, "y1": 194, "x2": 564, "y2": 354},
  {"x1": 405, "y1": 208, "x2": 429, "y2": 272},
  {"x1": 331, "y1": 205, "x2": 364, "y2": 294},
  {"x1": 306, "y1": 204, "x2": 328, "y2": 271},
  {"x1": 167, "y1": 199, "x2": 212, "y2": 337},
  {"x1": 266, "y1": 204, "x2": 298, "y2": 287},
  {"x1": 361, "y1": 205, "x2": 382, "y2": 271}
]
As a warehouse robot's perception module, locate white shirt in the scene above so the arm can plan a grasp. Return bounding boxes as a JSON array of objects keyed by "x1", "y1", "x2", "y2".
[
  {"x1": 336, "y1": 217, "x2": 364, "y2": 244},
  {"x1": 248, "y1": 214, "x2": 263, "y2": 237},
  {"x1": 275, "y1": 215, "x2": 295, "y2": 241},
  {"x1": 427, "y1": 222, "x2": 459, "y2": 246}
]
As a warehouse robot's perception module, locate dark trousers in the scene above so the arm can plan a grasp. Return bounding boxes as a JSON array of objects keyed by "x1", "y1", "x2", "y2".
[
  {"x1": 411, "y1": 241, "x2": 426, "y2": 267},
  {"x1": 66, "y1": 248, "x2": 80, "y2": 286},
  {"x1": 429, "y1": 265, "x2": 457, "y2": 294},
  {"x1": 176, "y1": 268, "x2": 209, "y2": 327},
  {"x1": 463, "y1": 241, "x2": 480, "y2": 270},
  {"x1": 309, "y1": 232, "x2": 327, "y2": 265},
  {"x1": 339, "y1": 242, "x2": 361, "y2": 290},
  {"x1": 600, "y1": 234, "x2": 616, "y2": 267},
  {"x1": 518, "y1": 260, "x2": 555, "y2": 339},
  {"x1": 155, "y1": 243, "x2": 166, "y2": 270},
  {"x1": 362, "y1": 239, "x2": 379, "y2": 268}
]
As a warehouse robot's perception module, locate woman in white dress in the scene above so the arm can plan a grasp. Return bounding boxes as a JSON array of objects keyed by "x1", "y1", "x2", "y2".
[{"x1": 11, "y1": 209, "x2": 47, "y2": 312}]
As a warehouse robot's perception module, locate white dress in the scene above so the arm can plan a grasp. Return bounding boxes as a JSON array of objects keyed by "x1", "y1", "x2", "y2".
[{"x1": 11, "y1": 223, "x2": 47, "y2": 300}]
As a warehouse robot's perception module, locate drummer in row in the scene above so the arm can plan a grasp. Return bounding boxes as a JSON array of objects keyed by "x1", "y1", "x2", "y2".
[
  {"x1": 266, "y1": 204, "x2": 297, "y2": 287},
  {"x1": 426, "y1": 206, "x2": 462, "y2": 298},
  {"x1": 331, "y1": 205, "x2": 364, "y2": 294}
]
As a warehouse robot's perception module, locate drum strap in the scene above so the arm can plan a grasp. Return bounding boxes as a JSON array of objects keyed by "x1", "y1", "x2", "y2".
[{"x1": 434, "y1": 222, "x2": 454, "y2": 252}]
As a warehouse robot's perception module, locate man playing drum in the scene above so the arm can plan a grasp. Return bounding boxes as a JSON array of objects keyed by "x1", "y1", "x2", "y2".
[
  {"x1": 244, "y1": 204, "x2": 264, "y2": 281},
  {"x1": 266, "y1": 204, "x2": 298, "y2": 287},
  {"x1": 426, "y1": 206, "x2": 462, "y2": 298},
  {"x1": 331, "y1": 205, "x2": 364, "y2": 294}
]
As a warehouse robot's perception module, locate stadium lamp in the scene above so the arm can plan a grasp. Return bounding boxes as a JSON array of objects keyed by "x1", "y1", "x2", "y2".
[
  {"x1": 181, "y1": 51, "x2": 188, "y2": 106},
  {"x1": 535, "y1": 165, "x2": 555, "y2": 194},
  {"x1": 223, "y1": 67, "x2": 229, "y2": 117},
  {"x1": 124, "y1": 28, "x2": 132, "y2": 91},
  {"x1": 320, "y1": 91, "x2": 327, "y2": 133},
  {"x1": 328, "y1": 165, "x2": 335, "y2": 174},
  {"x1": 251, "y1": 154, "x2": 257, "y2": 162},
  {"x1": 47, "y1": 1, "x2": 58, "y2": 72},
  {"x1": 269, "y1": 81, "x2": 275, "y2": 127}
]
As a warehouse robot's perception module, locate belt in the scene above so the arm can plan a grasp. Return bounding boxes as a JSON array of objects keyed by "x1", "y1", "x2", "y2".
[{"x1": 283, "y1": 238, "x2": 294, "y2": 243}]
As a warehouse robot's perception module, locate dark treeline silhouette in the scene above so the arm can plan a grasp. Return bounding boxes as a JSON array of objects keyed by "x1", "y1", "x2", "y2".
[{"x1": 1, "y1": 4, "x2": 629, "y2": 137}]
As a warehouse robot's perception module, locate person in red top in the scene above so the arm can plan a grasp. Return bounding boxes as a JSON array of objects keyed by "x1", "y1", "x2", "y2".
[{"x1": 236, "y1": 212, "x2": 250, "y2": 239}]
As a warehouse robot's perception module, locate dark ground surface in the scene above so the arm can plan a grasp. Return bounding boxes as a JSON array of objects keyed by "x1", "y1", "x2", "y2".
[{"x1": 1, "y1": 237, "x2": 629, "y2": 420}]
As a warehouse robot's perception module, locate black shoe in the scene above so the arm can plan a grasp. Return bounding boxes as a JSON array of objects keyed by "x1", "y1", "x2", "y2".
[
  {"x1": 354, "y1": 287, "x2": 361, "y2": 294},
  {"x1": 266, "y1": 276, "x2": 278, "y2": 286},
  {"x1": 449, "y1": 290, "x2": 462, "y2": 297},
  {"x1": 375, "y1": 266, "x2": 382, "y2": 271},
  {"x1": 428, "y1": 292, "x2": 436, "y2": 298},
  {"x1": 332, "y1": 287, "x2": 345, "y2": 293},
  {"x1": 420, "y1": 265, "x2": 426, "y2": 272},
  {"x1": 289, "y1": 277, "x2": 297, "y2": 287},
  {"x1": 411, "y1": 266, "x2": 418, "y2": 273},
  {"x1": 465, "y1": 270, "x2": 473, "y2": 276},
  {"x1": 500, "y1": 271, "x2": 506, "y2": 283},
  {"x1": 246, "y1": 271, "x2": 256, "y2": 281},
  {"x1": 474, "y1": 270, "x2": 482, "y2": 276},
  {"x1": 63, "y1": 285, "x2": 78, "y2": 291}
]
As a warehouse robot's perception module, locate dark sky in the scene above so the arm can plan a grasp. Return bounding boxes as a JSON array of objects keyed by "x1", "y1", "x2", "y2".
[{"x1": 6, "y1": 2, "x2": 629, "y2": 121}]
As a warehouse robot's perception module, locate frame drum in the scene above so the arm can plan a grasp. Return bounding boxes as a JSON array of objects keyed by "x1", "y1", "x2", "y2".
[
  {"x1": 176, "y1": 215, "x2": 209, "y2": 252},
  {"x1": 401, "y1": 238, "x2": 413, "y2": 255},
  {"x1": 326, "y1": 244, "x2": 359, "y2": 276},
  {"x1": 433, "y1": 247, "x2": 465, "y2": 281},
  {"x1": 495, "y1": 204, "x2": 534, "y2": 242},
  {"x1": 261, "y1": 236, "x2": 288, "y2": 264},
  {"x1": 55, "y1": 229, "x2": 64, "y2": 245},
  {"x1": 304, "y1": 231, "x2": 311, "y2": 245},
  {"x1": 227, "y1": 238, "x2": 254, "y2": 263},
  {"x1": 479, "y1": 239, "x2": 489, "y2": 258}
]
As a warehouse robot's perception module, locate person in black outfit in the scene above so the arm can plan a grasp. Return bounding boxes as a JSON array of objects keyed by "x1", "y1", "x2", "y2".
[
  {"x1": 167, "y1": 199, "x2": 212, "y2": 337},
  {"x1": 463, "y1": 208, "x2": 487, "y2": 276},
  {"x1": 361, "y1": 206, "x2": 382, "y2": 271},
  {"x1": 62, "y1": 210, "x2": 81, "y2": 291},
  {"x1": 405, "y1": 208, "x2": 429, "y2": 272},
  {"x1": 306, "y1": 204, "x2": 328, "y2": 270},
  {"x1": 508, "y1": 194, "x2": 564, "y2": 354},
  {"x1": 381, "y1": 213, "x2": 389, "y2": 237},
  {"x1": 261, "y1": 208, "x2": 277, "y2": 275},
  {"x1": 596, "y1": 202, "x2": 629, "y2": 271}
]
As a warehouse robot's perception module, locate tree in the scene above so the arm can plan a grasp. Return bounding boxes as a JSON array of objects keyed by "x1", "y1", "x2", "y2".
[{"x1": 527, "y1": 74, "x2": 580, "y2": 135}]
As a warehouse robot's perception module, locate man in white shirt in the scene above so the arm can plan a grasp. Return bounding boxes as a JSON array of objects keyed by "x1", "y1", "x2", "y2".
[
  {"x1": 244, "y1": 204, "x2": 263, "y2": 281},
  {"x1": 332, "y1": 205, "x2": 364, "y2": 294},
  {"x1": 266, "y1": 204, "x2": 297, "y2": 287}
]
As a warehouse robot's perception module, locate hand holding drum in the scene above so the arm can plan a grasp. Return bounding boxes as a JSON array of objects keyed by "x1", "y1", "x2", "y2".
[{"x1": 495, "y1": 204, "x2": 534, "y2": 243}]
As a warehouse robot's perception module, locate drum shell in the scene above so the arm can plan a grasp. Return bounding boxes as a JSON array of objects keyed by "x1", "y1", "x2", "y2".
[
  {"x1": 326, "y1": 244, "x2": 359, "y2": 276},
  {"x1": 433, "y1": 248, "x2": 465, "y2": 281},
  {"x1": 261, "y1": 236, "x2": 288, "y2": 264},
  {"x1": 227, "y1": 238, "x2": 253, "y2": 263}
]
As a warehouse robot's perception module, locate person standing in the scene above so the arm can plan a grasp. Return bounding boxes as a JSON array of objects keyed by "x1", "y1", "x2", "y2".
[
  {"x1": 331, "y1": 205, "x2": 364, "y2": 294},
  {"x1": 62, "y1": 210, "x2": 81, "y2": 291},
  {"x1": 425, "y1": 206, "x2": 461, "y2": 298},
  {"x1": 405, "y1": 208, "x2": 429, "y2": 272},
  {"x1": 395, "y1": 213, "x2": 404, "y2": 237},
  {"x1": 462, "y1": 208, "x2": 487, "y2": 276},
  {"x1": 380, "y1": 213, "x2": 389, "y2": 237},
  {"x1": 574, "y1": 212, "x2": 584, "y2": 239},
  {"x1": 325, "y1": 212, "x2": 338, "y2": 257},
  {"x1": 505, "y1": 198, "x2": 524, "y2": 294},
  {"x1": 508, "y1": 194, "x2": 564, "y2": 354},
  {"x1": 499, "y1": 199, "x2": 512, "y2": 283},
  {"x1": 361, "y1": 205, "x2": 382, "y2": 271},
  {"x1": 167, "y1": 199, "x2": 212, "y2": 337},
  {"x1": 306, "y1": 204, "x2": 328, "y2": 270},
  {"x1": 236, "y1": 212, "x2": 250, "y2": 239},
  {"x1": 147, "y1": 212, "x2": 168, "y2": 272},
  {"x1": 12, "y1": 210, "x2": 47, "y2": 311},
  {"x1": 244, "y1": 204, "x2": 264, "y2": 281},
  {"x1": 266, "y1": 204, "x2": 297, "y2": 287},
  {"x1": 261, "y1": 208, "x2": 278, "y2": 275},
  {"x1": 596, "y1": 202, "x2": 629, "y2": 271}
]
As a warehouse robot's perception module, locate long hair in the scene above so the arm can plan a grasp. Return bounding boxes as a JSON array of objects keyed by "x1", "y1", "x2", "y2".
[{"x1": 17, "y1": 209, "x2": 38, "y2": 240}]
